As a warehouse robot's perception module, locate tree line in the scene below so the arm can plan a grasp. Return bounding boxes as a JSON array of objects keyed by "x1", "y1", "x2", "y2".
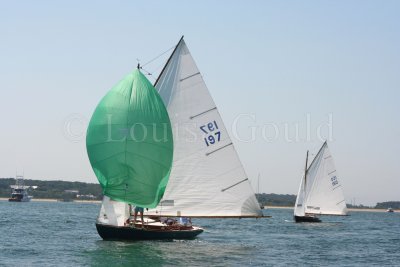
[
  {"x1": 1, "y1": 178, "x2": 398, "y2": 208},
  {"x1": 0, "y1": 178, "x2": 102, "y2": 200}
]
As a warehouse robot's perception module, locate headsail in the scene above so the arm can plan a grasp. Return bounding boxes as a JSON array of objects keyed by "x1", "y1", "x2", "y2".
[
  {"x1": 86, "y1": 69, "x2": 173, "y2": 208},
  {"x1": 295, "y1": 142, "x2": 347, "y2": 216},
  {"x1": 148, "y1": 38, "x2": 262, "y2": 217},
  {"x1": 294, "y1": 151, "x2": 308, "y2": 217},
  {"x1": 294, "y1": 173, "x2": 306, "y2": 217}
]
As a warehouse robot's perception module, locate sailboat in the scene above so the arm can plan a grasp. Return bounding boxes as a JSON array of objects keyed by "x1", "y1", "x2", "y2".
[
  {"x1": 147, "y1": 37, "x2": 263, "y2": 219},
  {"x1": 87, "y1": 66, "x2": 203, "y2": 240},
  {"x1": 294, "y1": 142, "x2": 347, "y2": 222},
  {"x1": 87, "y1": 37, "x2": 262, "y2": 241}
]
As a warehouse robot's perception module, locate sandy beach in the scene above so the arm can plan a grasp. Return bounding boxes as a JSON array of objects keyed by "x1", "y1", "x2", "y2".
[{"x1": 1, "y1": 199, "x2": 396, "y2": 212}]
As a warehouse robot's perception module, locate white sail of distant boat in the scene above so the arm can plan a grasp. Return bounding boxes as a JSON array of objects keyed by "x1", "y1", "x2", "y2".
[
  {"x1": 294, "y1": 142, "x2": 347, "y2": 222},
  {"x1": 148, "y1": 37, "x2": 262, "y2": 218}
]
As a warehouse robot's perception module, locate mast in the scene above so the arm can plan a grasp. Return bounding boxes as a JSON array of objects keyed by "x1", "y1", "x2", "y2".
[
  {"x1": 154, "y1": 35, "x2": 184, "y2": 87},
  {"x1": 304, "y1": 150, "x2": 309, "y2": 192},
  {"x1": 306, "y1": 141, "x2": 327, "y2": 172},
  {"x1": 303, "y1": 141, "x2": 326, "y2": 196}
]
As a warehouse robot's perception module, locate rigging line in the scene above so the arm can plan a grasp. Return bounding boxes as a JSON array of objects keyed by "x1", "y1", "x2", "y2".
[
  {"x1": 142, "y1": 45, "x2": 175, "y2": 68},
  {"x1": 140, "y1": 67, "x2": 153, "y2": 76},
  {"x1": 155, "y1": 36, "x2": 184, "y2": 86},
  {"x1": 140, "y1": 67, "x2": 156, "y2": 82},
  {"x1": 146, "y1": 61, "x2": 168, "y2": 77},
  {"x1": 306, "y1": 142, "x2": 326, "y2": 171}
]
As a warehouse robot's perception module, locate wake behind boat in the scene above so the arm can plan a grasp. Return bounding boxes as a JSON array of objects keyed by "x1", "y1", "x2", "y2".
[{"x1": 294, "y1": 142, "x2": 347, "y2": 222}]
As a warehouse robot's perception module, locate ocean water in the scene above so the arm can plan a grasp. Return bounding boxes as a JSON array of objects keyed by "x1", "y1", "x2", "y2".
[{"x1": 0, "y1": 201, "x2": 399, "y2": 266}]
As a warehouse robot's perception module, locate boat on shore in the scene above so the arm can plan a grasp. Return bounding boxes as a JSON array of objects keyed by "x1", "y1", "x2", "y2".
[
  {"x1": 386, "y1": 208, "x2": 394, "y2": 213},
  {"x1": 294, "y1": 142, "x2": 347, "y2": 222},
  {"x1": 8, "y1": 175, "x2": 32, "y2": 202}
]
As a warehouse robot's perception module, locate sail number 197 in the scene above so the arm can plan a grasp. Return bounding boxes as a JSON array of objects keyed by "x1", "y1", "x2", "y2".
[
  {"x1": 331, "y1": 176, "x2": 338, "y2": 186},
  {"x1": 200, "y1": 121, "x2": 221, "y2": 147}
]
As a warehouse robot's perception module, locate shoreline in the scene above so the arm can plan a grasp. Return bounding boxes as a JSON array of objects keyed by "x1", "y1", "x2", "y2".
[
  {"x1": 0, "y1": 197, "x2": 101, "y2": 204},
  {"x1": 263, "y1": 206, "x2": 397, "y2": 213},
  {"x1": 1, "y1": 199, "x2": 396, "y2": 212}
]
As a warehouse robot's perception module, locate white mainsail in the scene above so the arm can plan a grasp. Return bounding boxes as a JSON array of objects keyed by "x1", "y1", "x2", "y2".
[
  {"x1": 294, "y1": 142, "x2": 347, "y2": 217},
  {"x1": 148, "y1": 37, "x2": 262, "y2": 217}
]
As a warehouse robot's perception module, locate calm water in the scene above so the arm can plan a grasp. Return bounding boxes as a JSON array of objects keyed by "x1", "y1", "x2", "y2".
[{"x1": 0, "y1": 201, "x2": 399, "y2": 266}]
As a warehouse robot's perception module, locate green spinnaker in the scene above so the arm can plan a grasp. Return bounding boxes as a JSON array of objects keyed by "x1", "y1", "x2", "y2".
[{"x1": 86, "y1": 69, "x2": 173, "y2": 208}]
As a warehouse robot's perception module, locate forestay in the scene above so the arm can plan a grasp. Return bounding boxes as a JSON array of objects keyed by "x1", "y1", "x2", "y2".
[
  {"x1": 295, "y1": 142, "x2": 347, "y2": 216},
  {"x1": 148, "y1": 38, "x2": 262, "y2": 217}
]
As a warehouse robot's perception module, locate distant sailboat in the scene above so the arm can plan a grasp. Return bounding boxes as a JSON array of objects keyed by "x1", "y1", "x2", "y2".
[
  {"x1": 147, "y1": 37, "x2": 263, "y2": 218},
  {"x1": 294, "y1": 142, "x2": 347, "y2": 222}
]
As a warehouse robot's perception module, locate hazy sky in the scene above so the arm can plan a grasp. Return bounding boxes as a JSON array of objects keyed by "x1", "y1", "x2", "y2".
[{"x1": 1, "y1": 1, "x2": 399, "y2": 205}]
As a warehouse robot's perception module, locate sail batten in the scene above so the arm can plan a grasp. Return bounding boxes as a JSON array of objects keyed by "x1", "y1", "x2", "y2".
[
  {"x1": 206, "y1": 143, "x2": 233, "y2": 156},
  {"x1": 148, "y1": 38, "x2": 262, "y2": 217},
  {"x1": 190, "y1": 107, "x2": 217, "y2": 119},
  {"x1": 221, "y1": 178, "x2": 249, "y2": 192}
]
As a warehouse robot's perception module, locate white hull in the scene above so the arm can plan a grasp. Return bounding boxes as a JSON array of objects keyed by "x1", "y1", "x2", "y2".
[{"x1": 9, "y1": 195, "x2": 32, "y2": 202}]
